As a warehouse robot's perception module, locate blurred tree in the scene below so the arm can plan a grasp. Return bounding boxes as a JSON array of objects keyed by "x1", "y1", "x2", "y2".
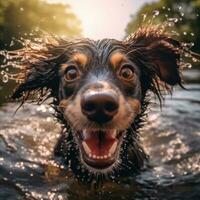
[
  {"x1": 0, "y1": 0, "x2": 82, "y2": 105},
  {"x1": 0, "y1": 0, "x2": 82, "y2": 50},
  {"x1": 126, "y1": 0, "x2": 200, "y2": 53}
]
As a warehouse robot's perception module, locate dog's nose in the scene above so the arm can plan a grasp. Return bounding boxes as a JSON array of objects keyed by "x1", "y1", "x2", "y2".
[{"x1": 81, "y1": 92, "x2": 119, "y2": 123}]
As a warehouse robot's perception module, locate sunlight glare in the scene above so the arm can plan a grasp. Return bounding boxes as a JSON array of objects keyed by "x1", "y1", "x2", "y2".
[{"x1": 46, "y1": 0, "x2": 156, "y2": 40}]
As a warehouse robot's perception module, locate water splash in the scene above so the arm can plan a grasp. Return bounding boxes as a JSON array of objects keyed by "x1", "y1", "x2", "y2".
[
  {"x1": 138, "y1": 8, "x2": 200, "y2": 70},
  {"x1": 153, "y1": 10, "x2": 159, "y2": 17}
]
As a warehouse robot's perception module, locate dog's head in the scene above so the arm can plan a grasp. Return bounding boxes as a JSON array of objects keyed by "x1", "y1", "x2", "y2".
[{"x1": 12, "y1": 26, "x2": 185, "y2": 175}]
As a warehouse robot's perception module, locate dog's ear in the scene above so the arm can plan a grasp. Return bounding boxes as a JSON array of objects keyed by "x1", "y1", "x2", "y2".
[
  {"x1": 10, "y1": 35, "x2": 73, "y2": 102},
  {"x1": 125, "y1": 26, "x2": 182, "y2": 86},
  {"x1": 12, "y1": 59, "x2": 59, "y2": 100}
]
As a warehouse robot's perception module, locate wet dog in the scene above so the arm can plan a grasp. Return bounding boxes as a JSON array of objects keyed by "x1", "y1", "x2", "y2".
[{"x1": 11, "y1": 25, "x2": 197, "y2": 183}]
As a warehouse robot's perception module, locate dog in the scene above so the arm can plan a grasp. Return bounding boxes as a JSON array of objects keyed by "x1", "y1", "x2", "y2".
[{"x1": 11, "y1": 25, "x2": 198, "y2": 183}]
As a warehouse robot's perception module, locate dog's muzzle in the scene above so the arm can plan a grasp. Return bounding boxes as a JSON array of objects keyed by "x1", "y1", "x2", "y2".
[
  {"x1": 74, "y1": 89, "x2": 125, "y2": 170},
  {"x1": 81, "y1": 92, "x2": 119, "y2": 124}
]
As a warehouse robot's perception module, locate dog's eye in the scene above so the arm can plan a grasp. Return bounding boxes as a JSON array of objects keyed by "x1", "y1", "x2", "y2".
[
  {"x1": 64, "y1": 66, "x2": 80, "y2": 82},
  {"x1": 119, "y1": 65, "x2": 135, "y2": 80}
]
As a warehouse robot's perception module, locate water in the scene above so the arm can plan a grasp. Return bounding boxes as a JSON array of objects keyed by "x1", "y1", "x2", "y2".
[{"x1": 0, "y1": 82, "x2": 199, "y2": 200}]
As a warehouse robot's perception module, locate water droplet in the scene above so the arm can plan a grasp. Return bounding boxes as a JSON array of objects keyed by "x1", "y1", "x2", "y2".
[
  {"x1": 153, "y1": 10, "x2": 159, "y2": 16},
  {"x1": 190, "y1": 32, "x2": 195, "y2": 36},
  {"x1": 167, "y1": 8, "x2": 171, "y2": 11},
  {"x1": 180, "y1": 12, "x2": 185, "y2": 17},
  {"x1": 35, "y1": 27, "x2": 39, "y2": 32},
  {"x1": 185, "y1": 63, "x2": 192, "y2": 68},
  {"x1": 184, "y1": 53, "x2": 190, "y2": 58},
  {"x1": 141, "y1": 13, "x2": 147, "y2": 22},
  {"x1": 165, "y1": 14, "x2": 169, "y2": 18},
  {"x1": 2, "y1": 74, "x2": 9, "y2": 83},
  {"x1": 53, "y1": 16, "x2": 56, "y2": 20},
  {"x1": 192, "y1": 58, "x2": 198, "y2": 63},
  {"x1": 10, "y1": 40, "x2": 14, "y2": 47},
  {"x1": 178, "y1": 6, "x2": 182, "y2": 10},
  {"x1": 20, "y1": 7, "x2": 24, "y2": 12},
  {"x1": 171, "y1": 30, "x2": 180, "y2": 36},
  {"x1": 162, "y1": 6, "x2": 166, "y2": 10},
  {"x1": 168, "y1": 22, "x2": 174, "y2": 27},
  {"x1": 183, "y1": 32, "x2": 187, "y2": 35},
  {"x1": 168, "y1": 18, "x2": 178, "y2": 23},
  {"x1": 182, "y1": 42, "x2": 194, "y2": 48}
]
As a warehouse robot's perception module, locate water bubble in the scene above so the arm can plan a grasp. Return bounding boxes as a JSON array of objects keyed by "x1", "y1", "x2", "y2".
[
  {"x1": 2, "y1": 74, "x2": 9, "y2": 83},
  {"x1": 183, "y1": 32, "x2": 187, "y2": 35},
  {"x1": 162, "y1": 6, "x2": 166, "y2": 10},
  {"x1": 53, "y1": 16, "x2": 56, "y2": 20},
  {"x1": 20, "y1": 7, "x2": 24, "y2": 12},
  {"x1": 167, "y1": 8, "x2": 171, "y2": 11},
  {"x1": 165, "y1": 14, "x2": 169, "y2": 18}
]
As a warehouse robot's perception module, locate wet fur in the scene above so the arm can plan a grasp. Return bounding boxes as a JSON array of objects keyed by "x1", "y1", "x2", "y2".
[{"x1": 10, "y1": 25, "x2": 198, "y2": 184}]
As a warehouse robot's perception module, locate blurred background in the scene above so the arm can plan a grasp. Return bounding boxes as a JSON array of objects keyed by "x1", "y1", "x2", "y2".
[{"x1": 0, "y1": 0, "x2": 199, "y2": 105}]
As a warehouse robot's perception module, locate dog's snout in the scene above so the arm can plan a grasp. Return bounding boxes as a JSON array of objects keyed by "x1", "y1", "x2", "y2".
[{"x1": 81, "y1": 92, "x2": 119, "y2": 123}]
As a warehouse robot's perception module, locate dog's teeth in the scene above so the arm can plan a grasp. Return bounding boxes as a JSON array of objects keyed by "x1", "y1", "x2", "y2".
[
  {"x1": 82, "y1": 141, "x2": 91, "y2": 154},
  {"x1": 88, "y1": 154, "x2": 111, "y2": 159},
  {"x1": 110, "y1": 129, "x2": 117, "y2": 138},
  {"x1": 109, "y1": 141, "x2": 118, "y2": 155},
  {"x1": 83, "y1": 129, "x2": 88, "y2": 139}
]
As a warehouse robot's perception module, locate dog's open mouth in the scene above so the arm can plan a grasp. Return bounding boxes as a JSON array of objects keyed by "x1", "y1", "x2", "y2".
[{"x1": 77, "y1": 129, "x2": 124, "y2": 169}]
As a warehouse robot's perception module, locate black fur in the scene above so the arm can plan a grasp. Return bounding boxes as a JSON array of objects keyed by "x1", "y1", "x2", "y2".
[{"x1": 10, "y1": 25, "x2": 198, "y2": 184}]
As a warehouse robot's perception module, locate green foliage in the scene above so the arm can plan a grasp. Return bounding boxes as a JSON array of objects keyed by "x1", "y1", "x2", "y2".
[
  {"x1": 0, "y1": 0, "x2": 82, "y2": 50},
  {"x1": 126, "y1": 0, "x2": 200, "y2": 52},
  {"x1": 0, "y1": 0, "x2": 82, "y2": 105}
]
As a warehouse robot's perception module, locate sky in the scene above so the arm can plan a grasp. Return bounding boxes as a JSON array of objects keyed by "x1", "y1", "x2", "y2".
[{"x1": 47, "y1": 0, "x2": 157, "y2": 40}]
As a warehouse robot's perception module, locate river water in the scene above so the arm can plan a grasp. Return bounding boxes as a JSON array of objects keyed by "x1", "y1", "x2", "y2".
[{"x1": 0, "y1": 81, "x2": 200, "y2": 199}]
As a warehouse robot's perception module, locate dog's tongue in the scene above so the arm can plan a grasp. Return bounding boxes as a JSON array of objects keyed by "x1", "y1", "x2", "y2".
[{"x1": 82, "y1": 130, "x2": 117, "y2": 157}]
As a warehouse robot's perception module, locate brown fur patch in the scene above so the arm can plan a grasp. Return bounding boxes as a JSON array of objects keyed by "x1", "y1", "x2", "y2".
[
  {"x1": 72, "y1": 53, "x2": 88, "y2": 67},
  {"x1": 59, "y1": 99, "x2": 69, "y2": 112},
  {"x1": 127, "y1": 98, "x2": 141, "y2": 115},
  {"x1": 61, "y1": 53, "x2": 88, "y2": 72},
  {"x1": 110, "y1": 52, "x2": 127, "y2": 68}
]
